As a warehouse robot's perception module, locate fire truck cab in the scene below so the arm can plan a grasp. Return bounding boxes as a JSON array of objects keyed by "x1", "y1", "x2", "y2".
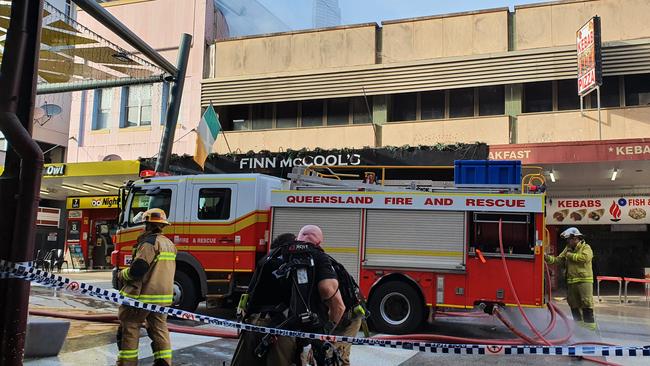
[
  {"x1": 113, "y1": 165, "x2": 547, "y2": 334},
  {"x1": 113, "y1": 174, "x2": 285, "y2": 310}
]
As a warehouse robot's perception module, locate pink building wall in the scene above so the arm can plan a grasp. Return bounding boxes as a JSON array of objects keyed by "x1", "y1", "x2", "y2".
[{"x1": 67, "y1": 0, "x2": 216, "y2": 162}]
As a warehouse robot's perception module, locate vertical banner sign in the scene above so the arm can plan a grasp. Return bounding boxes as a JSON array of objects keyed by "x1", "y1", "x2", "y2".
[{"x1": 576, "y1": 16, "x2": 602, "y2": 96}]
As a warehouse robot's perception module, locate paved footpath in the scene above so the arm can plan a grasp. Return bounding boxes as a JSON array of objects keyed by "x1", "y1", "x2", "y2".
[{"x1": 23, "y1": 272, "x2": 650, "y2": 365}]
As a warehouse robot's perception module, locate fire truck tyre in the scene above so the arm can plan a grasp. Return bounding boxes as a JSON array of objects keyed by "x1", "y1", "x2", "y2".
[
  {"x1": 173, "y1": 270, "x2": 199, "y2": 312},
  {"x1": 370, "y1": 281, "x2": 423, "y2": 334}
]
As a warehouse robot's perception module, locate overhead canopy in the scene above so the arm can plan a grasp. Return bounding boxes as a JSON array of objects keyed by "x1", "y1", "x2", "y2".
[{"x1": 0, "y1": 0, "x2": 166, "y2": 92}]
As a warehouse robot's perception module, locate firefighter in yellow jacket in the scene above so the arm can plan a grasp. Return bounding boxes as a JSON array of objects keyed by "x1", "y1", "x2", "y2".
[
  {"x1": 116, "y1": 208, "x2": 177, "y2": 365},
  {"x1": 545, "y1": 227, "x2": 596, "y2": 330}
]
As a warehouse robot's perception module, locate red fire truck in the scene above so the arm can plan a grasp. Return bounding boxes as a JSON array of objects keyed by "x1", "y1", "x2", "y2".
[{"x1": 112, "y1": 166, "x2": 546, "y2": 334}]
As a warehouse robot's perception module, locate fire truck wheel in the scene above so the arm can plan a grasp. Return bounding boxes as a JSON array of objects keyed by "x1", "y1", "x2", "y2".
[
  {"x1": 370, "y1": 281, "x2": 423, "y2": 334},
  {"x1": 173, "y1": 270, "x2": 199, "y2": 312}
]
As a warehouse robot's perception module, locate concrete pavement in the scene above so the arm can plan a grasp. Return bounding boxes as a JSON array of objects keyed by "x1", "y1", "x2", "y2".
[{"x1": 24, "y1": 271, "x2": 650, "y2": 365}]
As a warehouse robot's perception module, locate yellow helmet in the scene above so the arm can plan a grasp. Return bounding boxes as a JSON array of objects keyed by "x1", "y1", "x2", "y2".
[{"x1": 142, "y1": 208, "x2": 170, "y2": 226}]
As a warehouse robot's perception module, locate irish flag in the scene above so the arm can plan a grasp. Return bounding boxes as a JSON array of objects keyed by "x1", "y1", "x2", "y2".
[{"x1": 194, "y1": 105, "x2": 221, "y2": 169}]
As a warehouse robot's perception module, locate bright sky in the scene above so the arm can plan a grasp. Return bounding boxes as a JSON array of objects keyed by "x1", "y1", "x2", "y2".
[{"x1": 257, "y1": 0, "x2": 543, "y2": 31}]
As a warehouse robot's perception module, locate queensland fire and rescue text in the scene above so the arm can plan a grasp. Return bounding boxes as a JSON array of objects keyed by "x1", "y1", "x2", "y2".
[{"x1": 280, "y1": 193, "x2": 538, "y2": 212}]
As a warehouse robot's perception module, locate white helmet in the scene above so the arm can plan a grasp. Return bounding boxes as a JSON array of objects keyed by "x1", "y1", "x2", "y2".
[{"x1": 560, "y1": 227, "x2": 583, "y2": 239}]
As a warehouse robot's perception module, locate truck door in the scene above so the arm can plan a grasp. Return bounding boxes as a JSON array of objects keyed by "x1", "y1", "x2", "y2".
[{"x1": 188, "y1": 183, "x2": 238, "y2": 275}]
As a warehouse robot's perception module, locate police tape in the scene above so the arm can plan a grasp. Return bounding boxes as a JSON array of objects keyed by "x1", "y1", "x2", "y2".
[{"x1": 1, "y1": 259, "x2": 649, "y2": 358}]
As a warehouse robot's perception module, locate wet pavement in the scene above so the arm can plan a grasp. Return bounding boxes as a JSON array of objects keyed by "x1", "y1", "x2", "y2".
[{"x1": 24, "y1": 271, "x2": 650, "y2": 365}]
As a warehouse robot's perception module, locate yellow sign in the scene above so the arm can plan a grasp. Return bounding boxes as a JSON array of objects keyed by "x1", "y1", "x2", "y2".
[{"x1": 67, "y1": 196, "x2": 119, "y2": 210}]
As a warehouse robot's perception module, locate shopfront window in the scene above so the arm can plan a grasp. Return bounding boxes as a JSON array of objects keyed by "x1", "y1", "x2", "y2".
[
  {"x1": 523, "y1": 81, "x2": 552, "y2": 113},
  {"x1": 301, "y1": 100, "x2": 324, "y2": 127},
  {"x1": 276, "y1": 101, "x2": 298, "y2": 129},
  {"x1": 421, "y1": 90, "x2": 445, "y2": 120},
  {"x1": 352, "y1": 97, "x2": 372, "y2": 124},
  {"x1": 590, "y1": 76, "x2": 620, "y2": 108},
  {"x1": 93, "y1": 89, "x2": 112, "y2": 130},
  {"x1": 625, "y1": 73, "x2": 650, "y2": 106},
  {"x1": 123, "y1": 84, "x2": 152, "y2": 127},
  {"x1": 557, "y1": 79, "x2": 580, "y2": 111},
  {"x1": 252, "y1": 103, "x2": 273, "y2": 130},
  {"x1": 449, "y1": 87, "x2": 474, "y2": 118},
  {"x1": 478, "y1": 86, "x2": 504, "y2": 116},
  {"x1": 389, "y1": 92, "x2": 417, "y2": 122},
  {"x1": 327, "y1": 98, "x2": 350, "y2": 125}
]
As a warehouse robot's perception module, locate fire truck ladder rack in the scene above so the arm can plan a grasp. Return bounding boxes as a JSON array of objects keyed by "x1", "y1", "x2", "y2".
[{"x1": 288, "y1": 166, "x2": 525, "y2": 194}]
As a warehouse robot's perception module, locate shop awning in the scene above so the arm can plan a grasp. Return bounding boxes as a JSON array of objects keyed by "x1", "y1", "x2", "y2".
[
  {"x1": 0, "y1": 160, "x2": 141, "y2": 200},
  {"x1": 0, "y1": 1, "x2": 166, "y2": 92}
]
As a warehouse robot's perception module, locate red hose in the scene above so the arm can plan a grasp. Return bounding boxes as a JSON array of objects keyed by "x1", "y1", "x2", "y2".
[{"x1": 497, "y1": 219, "x2": 552, "y2": 346}]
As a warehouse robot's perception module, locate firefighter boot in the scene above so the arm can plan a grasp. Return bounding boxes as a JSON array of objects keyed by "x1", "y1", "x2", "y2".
[
  {"x1": 570, "y1": 308, "x2": 583, "y2": 323},
  {"x1": 581, "y1": 308, "x2": 597, "y2": 331}
]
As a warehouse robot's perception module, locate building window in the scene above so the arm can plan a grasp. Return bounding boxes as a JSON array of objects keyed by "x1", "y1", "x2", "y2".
[
  {"x1": 215, "y1": 105, "x2": 251, "y2": 131},
  {"x1": 556, "y1": 79, "x2": 580, "y2": 111},
  {"x1": 198, "y1": 188, "x2": 231, "y2": 220},
  {"x1": 301, "y1": 100, "x2": 324, "y2": 127},
  {"x1": 327, "y1": 98, "x2": 350, "y2": 125},
  {"x1": 93, "y1": 88, "x2": 112, "y2": 130},
  {"x1": 590, "y1": 76, "x2": 620, "y2": 108},
  {"x1": 122, "y1": 84, "x2": 152, "y2": 127},
  {"x1": 352, "y1": 97, "x2": 372, "y2": 124},
  {"x1": 625, "y1": 73, "x2": 650, "y2": 106},
  {"x1": 252, "y1": 103, "x2": 273, "y2": 130},
  {"x1": 390, "y1": 92, "x2": 417, "y2": 122},
  {"x1": 276, "y1": 101, "x2": 298, "y2": 129},
  {"x1": 421, "y1": 90, "x2": 445, "y2": 120},
  {"x1": 449, "y1": 87, "x2": 474, "y2": 118},
  {"x1": 523, "y1": 81, "x2": 552, "y2": 113},
  {"x1": 478, "y1": 86, "x2": 504, "y2": 116}
]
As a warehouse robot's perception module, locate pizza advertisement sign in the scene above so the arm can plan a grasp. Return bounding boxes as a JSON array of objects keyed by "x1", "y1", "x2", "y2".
[
  {"x1": 576, "y1": 16, "x2": 602, "y2": 96},
  {"x1": 547, "y1": 197, "x2": 650, "y2": 225}
]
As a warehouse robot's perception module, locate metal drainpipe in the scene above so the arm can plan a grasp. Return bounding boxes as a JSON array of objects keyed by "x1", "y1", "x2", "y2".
[{"x1": 0, "y1": 0, "x2": 45, "y2": 364}]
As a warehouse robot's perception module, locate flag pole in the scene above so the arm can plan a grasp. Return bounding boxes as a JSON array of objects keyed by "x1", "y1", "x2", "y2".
[{"x1": 210, "y1": 101, "x2": 232, "y2": 154}]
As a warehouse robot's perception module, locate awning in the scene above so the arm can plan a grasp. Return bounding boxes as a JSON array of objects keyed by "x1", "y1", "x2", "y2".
[
  {"x1": 0, "y1": 160, "x2": 141, "y2": 200},
  {"x1": 0, "y1": 1, "x2": 165, "y2": 91}
]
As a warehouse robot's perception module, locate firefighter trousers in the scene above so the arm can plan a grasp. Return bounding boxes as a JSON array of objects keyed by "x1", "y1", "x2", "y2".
[
  {"x1": 117, "y1": 306, "x2": 172, "y2": 366},
  {"x1": 333, "y1": 316, "x2": 363, "y2": 366}
]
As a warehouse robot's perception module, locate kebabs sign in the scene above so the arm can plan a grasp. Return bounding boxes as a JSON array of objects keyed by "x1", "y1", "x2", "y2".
[
  {"x1": 548, "y1": 196, "x2": 650, "y2": 225},
  {"x1": 576, "y1": 16, "x2": 602, "y2": 96},
  {"x1": 272, "y1": 191, "x2": 544, "y2": 213}
]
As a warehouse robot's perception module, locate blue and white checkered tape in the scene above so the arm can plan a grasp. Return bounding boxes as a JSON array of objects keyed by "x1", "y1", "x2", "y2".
[{"x1": 1, "y1": 259, "x2": 649, "y2": 358}]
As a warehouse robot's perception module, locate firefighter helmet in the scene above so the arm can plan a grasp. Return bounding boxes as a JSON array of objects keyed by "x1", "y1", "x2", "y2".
[
  {"x1": 142, "y1": 208, "x2": 170, "y2": 226},
  {"x1": 560, "y1": 227, "x2": 583, "y2": 239}
]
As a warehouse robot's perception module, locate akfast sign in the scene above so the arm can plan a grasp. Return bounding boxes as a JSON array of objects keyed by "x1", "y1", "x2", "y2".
[
  {"x1": 272, "y1": 192, "x2": 544, "y2": 213},
  {"x1": 576, "y1": 16, "x2": 602, "y2": 96},
  {"x1": 547, "y1": 196, "x2": 650, "y2": 225}
]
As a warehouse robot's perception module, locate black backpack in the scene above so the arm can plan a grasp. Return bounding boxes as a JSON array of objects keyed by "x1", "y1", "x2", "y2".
[{"x1": 326, "y1": 255, "x2": 364, "y2": 312}]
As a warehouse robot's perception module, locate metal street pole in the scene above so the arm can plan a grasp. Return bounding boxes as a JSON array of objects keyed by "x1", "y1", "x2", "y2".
[
  {"x1": 0, "y1": 0, "x2": 45, "y2": 364},
  {"x1": 155, "y1": 33, "x2": 192, "y2": 173}
]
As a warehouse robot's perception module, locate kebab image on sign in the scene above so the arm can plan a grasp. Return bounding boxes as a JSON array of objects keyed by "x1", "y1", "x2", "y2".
[
  {"x1": 588, "y1": 209, "x2": 605, "y2": 221},
  {"x1": 553, "y1": 209, "x2": 569, "y2": 222},
  {"x1": 570, "y1": 209, "x2": 587, "y2": 221}
]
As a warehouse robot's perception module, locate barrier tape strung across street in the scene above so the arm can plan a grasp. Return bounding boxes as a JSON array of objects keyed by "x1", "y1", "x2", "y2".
[{"x1": 1, "y1": 259, "x2": 649, "y2": 358}]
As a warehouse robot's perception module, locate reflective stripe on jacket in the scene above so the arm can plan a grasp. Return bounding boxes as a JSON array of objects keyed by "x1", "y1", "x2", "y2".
[
  {"x1": 119, "y1": 232, "x2": 177, "y2": 305},
  {"x1": 545, "y1": 240, "x2": 593, "y2": 284}
]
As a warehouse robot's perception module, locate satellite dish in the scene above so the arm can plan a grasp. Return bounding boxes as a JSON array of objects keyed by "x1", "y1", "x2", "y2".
[
  {"x1": 41, "y1": 103, "x2": 62, "y2": 117},
  {"x1": 103, "y1": 154, "x2": 123, "y2": 161},
  {"x1": 33, "y1": 107, "x2": 46, "y2": 120}
]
